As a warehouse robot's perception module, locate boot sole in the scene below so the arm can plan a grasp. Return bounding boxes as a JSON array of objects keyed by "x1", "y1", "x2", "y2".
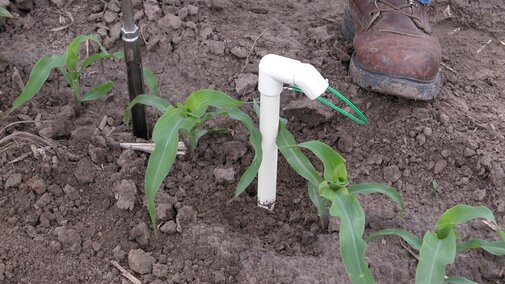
[{"x1": 342, "y1": 6, "x2": 441, "y2": 100}]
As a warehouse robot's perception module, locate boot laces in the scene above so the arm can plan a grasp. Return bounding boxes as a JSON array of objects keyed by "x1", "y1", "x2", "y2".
[{"x1": 367, "y1": 0, "x2": 428, "y2": 33}]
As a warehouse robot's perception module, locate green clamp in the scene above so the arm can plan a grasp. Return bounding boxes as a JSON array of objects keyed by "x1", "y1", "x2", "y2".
[{"x1": 290, "y1": 85, "x2": 368, "y2": 125}]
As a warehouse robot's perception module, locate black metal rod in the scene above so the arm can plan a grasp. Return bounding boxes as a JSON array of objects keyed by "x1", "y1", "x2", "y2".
[{"x1": 121, "y1": 0, "x2": 148, "y2": 139}]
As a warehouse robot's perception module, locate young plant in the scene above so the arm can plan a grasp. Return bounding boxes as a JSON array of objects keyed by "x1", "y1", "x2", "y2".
[
  {"x1": 275, "y1": 118, "x2": 404, "y2": 284},
  {"x1": 0, "y1": 7, "x2": 12, "y2": 17},
  {"x1": 367, "y1": 204, "x2": 505, "y2": 284},
  {"x1": 124, "y1": 89, "x2": 262, "y2": 229},
  {"x1": 8, "y1": 34, "x2": 123, "y2": 115}
]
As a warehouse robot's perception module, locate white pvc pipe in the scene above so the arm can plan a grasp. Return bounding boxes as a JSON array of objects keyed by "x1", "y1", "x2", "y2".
[
  {"x1": 257, "y1": 54, "x2": 328, "y2": 210},
  {"x1": 257, "y1": 94, "x2": 280, "y2": 209}
]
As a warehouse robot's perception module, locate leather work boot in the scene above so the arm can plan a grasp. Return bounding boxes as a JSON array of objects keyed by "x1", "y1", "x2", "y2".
[{"x1": 342, "y1": 0, "x2": 442, "y2": 100}]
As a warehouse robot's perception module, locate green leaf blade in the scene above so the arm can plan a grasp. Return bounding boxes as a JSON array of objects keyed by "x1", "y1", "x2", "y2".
[
  {"x1": 8, "y1": 55, "x2": 66, "y2": 114},
  {"x1": 145, "y1": 109, "x2": 189, "y2": 228},
  {"x1": 185, "y1": 89, "x2": 244, "y2": 117},
  {"x1": 320, "y1": 183, "x2": 375, "y2": 284},
  {"x1": 79, "y1": 50, "x2": 122, "y2": 74},
  {"x1": 277, "y1": 121, "x2": 322, "y2": 187},
  {"x1": 297, "y1": 140, "x2": 347, "y2": 185},
  {"x1": 307, "y1": 181, "x2": 330, "y2": 219},
  {"x1": 143, "y1": 68, "x2": 159, "y2": 97},
  {"x1": 187, "y1": 128, "x2": 230, "y2": 150},
  {"x1": 65, "y1": 35, "x2": 106, "y2": 74},
  {"x1": 436, "y1": 205, "x2": 497, "y2": 239},
  {"x1": 415, "y1": 231, "x2": 457, "y2": 284},
  {"x1": 367, "y1": 229, "x2": 422, "y2": 251},
  {"x1": 444, "y1": 277, "x2": 477, "y2": 284},
  {"x1": 228, "y1": 108, "x2": 262, "y2": 198},
  {"x1": 457, "y1": 239, "x2": 505, "y2": 256},
  {"x1": 123, "y1": 94, "x2": 173, "y2": 125},
  {"x1": 348, "y1": 183, "x2": 404, "y2": 212},
  {"x1": 0, "y1": 7, "x2": 13, "y2": 17},
  {"x1": 81, "y1": 81, "x2": 113, "y2": 102}
]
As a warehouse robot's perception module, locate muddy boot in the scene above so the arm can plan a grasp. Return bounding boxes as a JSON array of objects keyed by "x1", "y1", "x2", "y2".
[{"x1": 342, "y1": 0, "x2": 442, "y2": 100}]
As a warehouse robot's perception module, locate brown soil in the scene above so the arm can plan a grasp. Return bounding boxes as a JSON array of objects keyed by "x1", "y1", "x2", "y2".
[{"x1": 1, "y1": 0, "x2": 504, "y2": 283}]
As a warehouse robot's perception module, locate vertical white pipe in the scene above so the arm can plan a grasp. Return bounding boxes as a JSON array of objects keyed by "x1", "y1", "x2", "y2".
[
  {"x1": 256, "y1": 54, "x2": 328, "y2": 211},
  {"x1": 257, "y1": 94, "x2": 280, "y2": 210}
]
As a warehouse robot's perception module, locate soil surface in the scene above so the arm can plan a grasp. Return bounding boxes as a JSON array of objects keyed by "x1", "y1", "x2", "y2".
[{"x1": 1, "y1": 0, "x2": 505, "y2": 283}]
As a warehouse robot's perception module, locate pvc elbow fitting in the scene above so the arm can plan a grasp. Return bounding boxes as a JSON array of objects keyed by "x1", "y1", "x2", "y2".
[{"x1": 258, "y1": 54, "x2": 328, "y2": 99}]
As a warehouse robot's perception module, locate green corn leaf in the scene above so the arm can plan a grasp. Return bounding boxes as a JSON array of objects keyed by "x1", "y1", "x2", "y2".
[
  {"x1": 187, "y1": 128, "x2": 230, "y2": 150},
  {"x1": 112, "y1": 51, "x2": 124, "y2": 59},
  {"x1": 436, "y1": 205, "x2": 497, "y2": 239},
  {"x1": 79, "y1": 50, "x2": 122, "y2": 74},
  {"x1": 123, "y1": 94, "x2": 173, "y2": 125},
  {"x1": 145, "y1": 108, "x2": 191, "y2": 228},
  {"x1": 227, "y1": 108, "x2": 262, "y2": 198},
  {"x1": 277, "y1": 121, "x2": 322, "y2": 187},
  {"x1": 143, "y1": 68, "x2": 159, "y2": 97},
  {"x1": 367, "y1": 229, "x2": 422, "y2": 251},
  {"x1": 200, "y1": 109, "x2": 228, "y2": 124},
  {"x1": 320, "y1": 182, "x2": 375, "y2": 284},
  {"x1": 415, "y1": 231, "x2": 457, "y2": 284},
  {"x1": 185, "y1": 89, "x2": 244, "y2": 117},
  {"x1": 58, "y1": 67, "x2": 71, "y2": 86},
  {"x1": 444, "y1": 277, "x2": 477, "y2": 284},
  {"x1": 81, "y1": 81, "x2": 113, "y2": 102},
  {"x1": 297, "y1": 141, "x2": 347, "y2": 186},
  {"x1": 66, "y1": 34, "x2": 106, "y2": 77},
  {"x1": 8, "y1": 55, "x2": 66, "y2": 114},
  {"x1": 497, "y1": 226, "x2": 505, "y2": 242},
  {"x1": 308, "y1": 181, "x2": 330, "y2": 219},
  {"x1": 80, "y1": 52, "x2": 108, "y2": 73},
  {"x1": 348, "y1": 183, "x2": 404, "y2": 212},
  {"x1": 276, "y1": 120, "x2": 327, "y2": 217},
  {"x1": 457, "y1": 239, "x2": 505, "y2": 256},
  {"x1": 0, "y1": 7, "x2": 13, "y2": 17}
]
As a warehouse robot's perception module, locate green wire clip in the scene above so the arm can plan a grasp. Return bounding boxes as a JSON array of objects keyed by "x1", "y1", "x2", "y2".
[{"x1": 290, "y1": 85, "x2": 368, "y2": 125}]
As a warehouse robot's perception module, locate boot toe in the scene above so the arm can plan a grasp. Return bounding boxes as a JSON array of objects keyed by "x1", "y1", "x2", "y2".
[{"x1": 354, "y1": 32, "x2": 442, "y2": 82}]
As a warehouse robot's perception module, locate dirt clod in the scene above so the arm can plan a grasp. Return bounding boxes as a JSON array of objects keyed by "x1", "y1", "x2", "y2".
[
  {"x1": 128, "y1": 249, "x2": 155, "y2": 274},
  {"x1": 63, "y1": 184, "x2": 80, "y2": 201},
  {"x1": 490, "y1": 164, "x2": 505, "y2": 187},
  {"x1": 113, "y1": 179, "x2": 137, "y2": 210},
  {"x1": 5, "y1": 173, "x2": 22, "y2": 189},
  {"x1": 214, "y1": 167, "x2": 236, "y2": 184},
  {"x1": 26, "y1": 176, "x2": 46, "y2": 194},
  {"x1": 144, "y1": 0, "x2": 162, "y2": 21},
  {"x1": 74, "y1": 158, "x2": 96, "y2": 184},
  {"x1": 152, "y1": 263, "x2": 169, "y2": 278},
  {"x1": 235, "y1": 73, "x2": 258, "y2": 96},
  {"x1": 206, "y1": 40, "x2": 226, "y2": 55},
  {"x1": 159, "y1": 13, "x2": 182, "y2": 30},
  {"x1": 160, "y1": 220, "x2": 177, "y2": 234},
  {"x1": 176, "y1": 206, "x2": 197, "y2": 232},
  {"x1": 55, "y1": 227, "x2": 81, "y2": 245},
  {"x1": 434, "y1": 159, "x2": 447, "y2": 174},
  {"x1": 222, "y1": 141, "x2": 247, "y2": 161},
  {"x1": 383, "y1": 165, "x2": 401, "y2": 183},
  {"x1": 130, "y1": 221, "x2": 150, "y2": 246},
  {"x1": 112, "y1": 246, "x2": 127, "y2": 261}
]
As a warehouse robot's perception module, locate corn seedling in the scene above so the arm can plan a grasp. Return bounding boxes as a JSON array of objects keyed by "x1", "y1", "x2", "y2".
[
  {"x1": 0, "y1": 7, "x2": 12, "y2": 17},
  {"x1": 8, "y1": 34, "x2": 123, "y2": 115},
  {"x1": 124, "y1": 88, "x2": 262, "y2": 229},
  {"x1": 368, "y1": 204, "x2": 505, "y2": 284},
  {"x1": 274, "y1": 118, "x2": 403, "y2": 284}
]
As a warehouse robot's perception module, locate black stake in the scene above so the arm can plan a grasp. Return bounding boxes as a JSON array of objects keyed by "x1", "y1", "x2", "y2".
[{"x1": 121, "y1": 0, "x2": 148, "y2": 139}]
